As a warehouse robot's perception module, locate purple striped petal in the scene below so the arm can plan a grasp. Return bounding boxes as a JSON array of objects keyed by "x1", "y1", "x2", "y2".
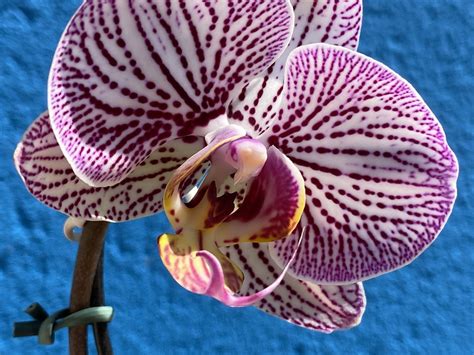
[
  {"x1": 14, "y1": 112, "x2": 205, "y2": 222},
  {"x1": 224, "y1": 243, "x2": 366, "y2": 332},
  {"x1": 49, "y1": 0, "x2": 294, "y2": 187},
  {"x1": 267, "y1": 44, "x2": 458, "y2": 284},
  {"x1": 228, "y1": 0, "x2": 363, "y2": 136}
]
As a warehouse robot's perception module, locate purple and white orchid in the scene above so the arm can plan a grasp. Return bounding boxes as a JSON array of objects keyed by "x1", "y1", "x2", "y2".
[{"x1": 15, "y1": 0, "x2": 458, "y2": 333}]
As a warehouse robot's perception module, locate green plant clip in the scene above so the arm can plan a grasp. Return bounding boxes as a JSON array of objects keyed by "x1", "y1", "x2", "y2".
[{"x1": 13, "y1": 303, "x2": 114, "y2": 345}]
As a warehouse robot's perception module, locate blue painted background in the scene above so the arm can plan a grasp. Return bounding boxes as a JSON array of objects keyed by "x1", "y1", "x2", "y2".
[{"x1": 1, "y1": 1, "x2": 473, "y2": 354}]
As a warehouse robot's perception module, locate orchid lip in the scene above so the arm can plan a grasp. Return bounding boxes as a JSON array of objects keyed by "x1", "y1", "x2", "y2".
[{"x1": 159, "y1": 125, "x2": 306, "y2": 307}]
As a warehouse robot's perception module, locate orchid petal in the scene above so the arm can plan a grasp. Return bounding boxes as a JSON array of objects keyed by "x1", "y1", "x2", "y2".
[
  {"x1": 228, "y1": 0, "x2": 363, "y2": 136},
  {"x1": 224, "y1": 242, "x2": 366, "y2": 332},
  {"x1": 267, "y1": 44, "x2": 458, "y2": 284},
  {"x1": 214, "y1": 146, "x2": 305, "y2": 246},
  {"x1": 14, "y1": 112, "x2": 205, "y2": 222},
  {"x1": 49, "y1": 0, "x2": 293, "y2": 187}
]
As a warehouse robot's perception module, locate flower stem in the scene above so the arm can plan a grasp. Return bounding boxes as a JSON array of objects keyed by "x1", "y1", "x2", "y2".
[
  {"x1": 91, "y1": 247, "x2": 113, "y2": 354},
  {"x1": 69, "y1": 221, "x2": 109, "y2": 355}
]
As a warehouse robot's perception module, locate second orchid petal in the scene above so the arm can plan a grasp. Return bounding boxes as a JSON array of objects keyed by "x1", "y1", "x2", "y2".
[{"x1": 267, "y1": 44, "x2": 458, "y2": 284}]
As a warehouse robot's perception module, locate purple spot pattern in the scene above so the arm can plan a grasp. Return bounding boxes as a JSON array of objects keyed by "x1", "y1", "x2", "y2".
[
  {"x1": 217, "y1": 176, "x2": 247, "y2": 206},
  {"x1": 15, "y1": 112, "x2": 205, "y2": 222},
  {"x1": 224, "y1": 243, "x2": 365, "y2": 332},
  {"x1": 228, "y1": 0, "x2": 362, "y2": 136},
  {"x1": 266, "y1": 44, "x2": 458, "y2": 284},
  {"x1": 49, "y1": 0, "x2": 293, "y2": 187}
]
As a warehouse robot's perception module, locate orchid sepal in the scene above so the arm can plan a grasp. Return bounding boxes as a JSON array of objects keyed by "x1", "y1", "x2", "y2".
[
  {"x1": 224, "y1": 242, "x2": 366, "y2": 332},
  {"x1": 228, "y1": 0, "x2": 363, "y2": 137},
  {"x1": 47, "y1": 0, "x2": 294, "y2": 187},
  {"x1": 14, "y1": 111, "x2": 206, "y2": 222}
]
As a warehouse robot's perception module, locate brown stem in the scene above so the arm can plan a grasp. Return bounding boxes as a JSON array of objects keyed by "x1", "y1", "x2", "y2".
[
  {"x1": 91, "y1": 248, "x2": 113, "y2": 354},
  {"x1": 69, "y1": 221, "x2": 109, "y2": 355}
]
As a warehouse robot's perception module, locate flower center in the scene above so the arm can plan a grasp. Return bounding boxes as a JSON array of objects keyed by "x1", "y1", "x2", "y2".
[
  {"x1": 158, "y1": 125, "x2": 306, "y2": 302},
  {"x1": 222, "y1": 138, "x2": 268, "y2": 184},
  {"x1": 209, "y1": 136, "x2": 268, "y2": 186}
]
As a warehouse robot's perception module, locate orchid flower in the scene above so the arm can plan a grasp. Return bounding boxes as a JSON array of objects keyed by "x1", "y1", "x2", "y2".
[{"x1": 14, "y1": 0, "x2": 458, "y2": 334}]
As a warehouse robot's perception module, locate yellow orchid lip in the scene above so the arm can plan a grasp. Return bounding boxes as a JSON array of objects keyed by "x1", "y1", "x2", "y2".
[{"x1": 158, "y1": 125, "x2": 306, "y2": 307}]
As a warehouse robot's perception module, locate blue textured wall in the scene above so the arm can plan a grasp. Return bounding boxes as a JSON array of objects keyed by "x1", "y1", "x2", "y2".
[{"x1": 1, "y1": 1, "x2": 473, "y2": 354}]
